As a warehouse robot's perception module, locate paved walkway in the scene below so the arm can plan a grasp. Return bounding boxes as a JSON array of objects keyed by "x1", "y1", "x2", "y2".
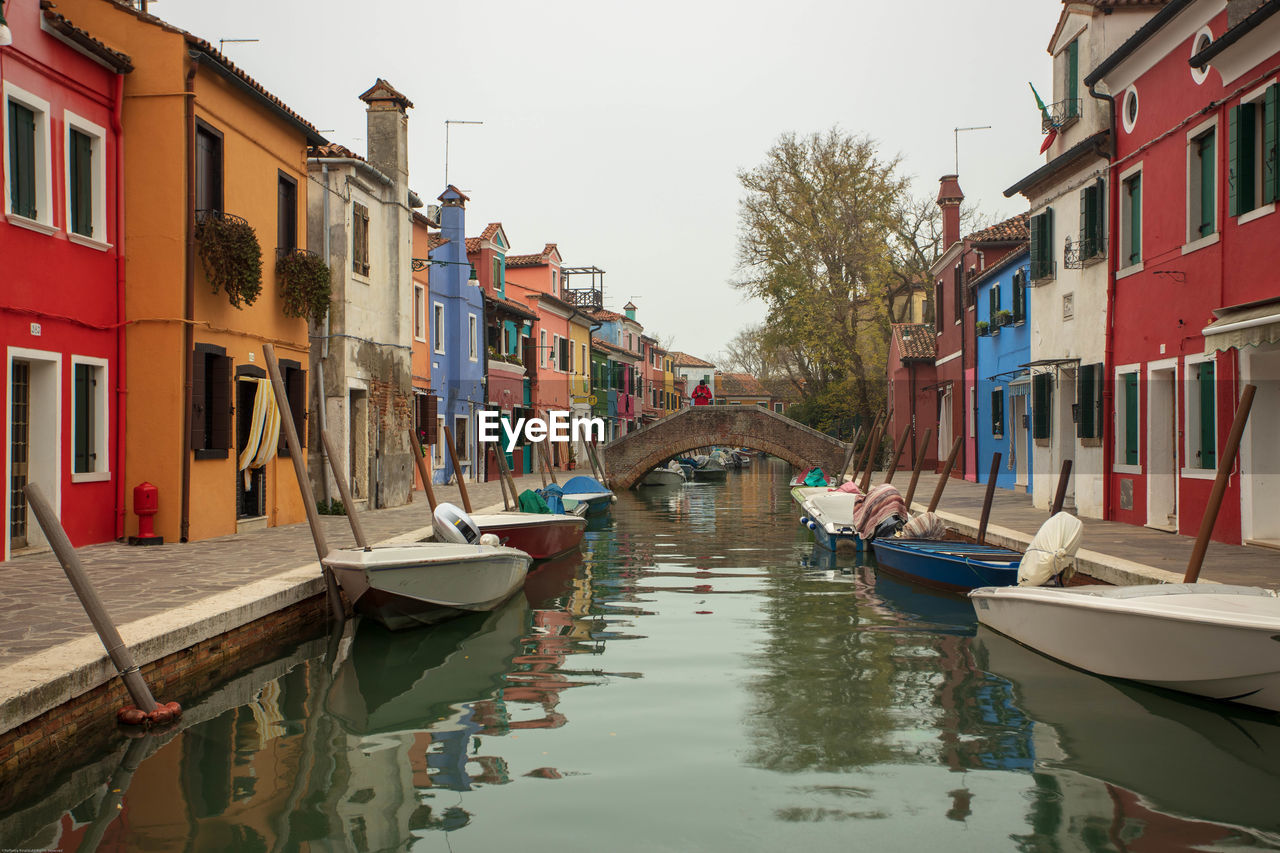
[{"x1": 900, "y1": 471, "x2": 1280, "y2": 589}]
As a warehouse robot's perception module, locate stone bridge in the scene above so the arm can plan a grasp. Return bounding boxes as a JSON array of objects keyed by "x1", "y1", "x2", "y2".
[{"x1": 602, "y1": 406, "x2": 850, "y2": 489}]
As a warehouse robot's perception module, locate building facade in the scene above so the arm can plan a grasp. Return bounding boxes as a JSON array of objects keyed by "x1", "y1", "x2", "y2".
[{"x1": 974, "y1": 246, "x2": 1033, "y2": 493}]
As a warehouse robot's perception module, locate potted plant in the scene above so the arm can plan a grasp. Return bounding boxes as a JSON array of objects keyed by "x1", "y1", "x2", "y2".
[
  {"x1": 196, "y1": 213, "x2": 263, "y2": 308},
  {"x1": 277, "y1": 250, "x2": 332, "y2": 323},
  {"x1": 995, "y1": 309, "x2": 1014, "y2": 327},
  {"x1": 976, "y1": 320, "x2": 990, "y2": 337}
]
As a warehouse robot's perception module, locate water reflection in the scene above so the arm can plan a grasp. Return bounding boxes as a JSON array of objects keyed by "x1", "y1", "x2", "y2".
[{"x1": 6, "y1": 459, "x2": 1280, "y2": 850}]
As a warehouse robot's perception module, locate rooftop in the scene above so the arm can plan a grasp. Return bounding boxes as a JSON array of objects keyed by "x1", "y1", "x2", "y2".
[
  {"x1": 893, "y1": 324, "x2": 937, "y2": 361},
  {"x1": 715, "y1": 372, "x2": 769, "y2": 397},
  {"x1": 669, "y1": 351, "x2": 715, "y2": 368},
  {"x1": 967, "y1": 212, "x2": 1030, "y2": 244}
]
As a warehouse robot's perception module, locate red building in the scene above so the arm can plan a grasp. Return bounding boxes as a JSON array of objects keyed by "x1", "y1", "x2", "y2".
[
  {"x1": 887, "y1": 324, "x2": 938, "y2": 472},
  {"x1": 1090, "y1": 0, "x2": 1280, "y2": 545},
  {"x1": 2, "y1": 2, "x2": 131, "y2": 560},
  {"x1": 929, "y1": 175, "x2": 1028, "y2": 480},
  {"x1": 639, "y1": 334, "x2": 664, "y2": 423}
]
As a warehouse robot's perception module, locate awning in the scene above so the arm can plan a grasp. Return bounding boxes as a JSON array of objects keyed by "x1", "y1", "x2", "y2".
[{"x1": 1202, "y1": 299, "x2": 1280, "y2": 354}]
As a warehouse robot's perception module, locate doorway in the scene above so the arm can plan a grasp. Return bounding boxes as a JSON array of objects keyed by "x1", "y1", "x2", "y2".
[
  {"x1": 8, "y1": 351, "x2": 59, "y2": 558},
  {"x1": 1012, "y1": 391, "x2": 1029, "y2": 490},
  {"x1": 1146, "y1": 362, "x2": 1177, "y2": 532},
  {"x1": 938, "y1": 386, "x2": 953, "y2": 469},
  {"x1": 1055, "y1": 369, "x2": 1077, "y2": 510},
  {"x1": 1242, "y1": 345, "x2": 1280, "y2": 547},
  {"x1": 349, "y1": 389, "x2": 369, "y2": 501},
  {"x1": 235, "y1": 377, "x2": 267, "y2": 520}
]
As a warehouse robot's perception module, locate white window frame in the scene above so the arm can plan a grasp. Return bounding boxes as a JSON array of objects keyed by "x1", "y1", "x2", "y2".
[
  {"x1": 468, "y1": 314, "x2": 478, "y2": 362},
  {"x1": 1183, "y1": 116, "x2": 1220, "y2": 253},
  {"x1": 70, "y1": 355, "x2": 110, "y2": 482},
  {"x1": 1236, "y1": 77, "x2": 1278, "y2": 224},
  {"x1": 63, "y1": 111, "x2": 109, "y2": 249},
  {"x1": 1182, "y1": 353, "x2": 1218, "y2": 479},
  {"x1": 3, "y1": 82, "x2": 55, "y2": 234},
  {"x1": 434, "y1": 414, "x2": 446, "y2": 467},
  {"x1": 1118, "y1": 162, "x2": 1144, "y2": 278},
  {"x1": 774, "y1": 402, "x2": 784, "y2": 413},
  {"x1": 433, "y1": 302, "x2": 445, "y2": 354},
  {"x1": 1190, "y1": 26, "x2": 1213, "y2": 86},
  {"x1": 1114, "y1": 362, "x2": 1143, "y2": 474},
  {"x1": 413, "y1": 284, "x2": 426, "y2": 343}
]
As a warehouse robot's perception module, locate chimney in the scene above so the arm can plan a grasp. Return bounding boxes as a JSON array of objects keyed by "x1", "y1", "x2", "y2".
[
  {"x1": 360, "y1": 78, "x2": 412, "y2": 190},
  {"x1": 937, "y1": 174, "x2": 964, "y2": 249},
  {"x1": 623, "y1": 301, "x2": 637, "y2": 321}
]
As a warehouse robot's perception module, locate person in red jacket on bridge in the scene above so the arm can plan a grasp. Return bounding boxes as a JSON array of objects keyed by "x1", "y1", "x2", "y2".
[{"x1": 692, "y1": 379, "x2": 712, "y2": 406}]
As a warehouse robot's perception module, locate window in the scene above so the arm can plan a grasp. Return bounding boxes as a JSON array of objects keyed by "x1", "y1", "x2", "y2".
[
  {"x1": 540, "y1": 330, "x2": 548, "y2": 368},
  {"x1": 581, "y1": 343, "x2": 587, "y2": 376},
  {"x1": 191, "y1": 343, "x2": 232, "y2": 458},
  {"x1": 1121, "y1": 171, "x2": 1142, "y2": 270},
  {"x1": 454, "y1": 416, "x2": 469, "y2": 462},
  {"x1": 992, "y1": 388, "x2": 1004, "y2": 438},
  {"x1": 559, "y1": 338, "x2": 570, "y2": 372},
  {"x1": 935, "y1": 282, "x2": 944, "y2": 333},
  {"x1": 1117, "y1": 370, "x2": 1140, "y2": 467},
  {"x1": 413, "y1": 285, "x2": 425, "y2": 342},
  {"x1": 5, "y1": 83, "x2": 52, "y2": 228},
  {"x1": 352, "y1": 202, "x2": 370, "y2": 276},
  {"x1": 774, "y1": 402, "x2": 784, "y2": 413},
  {"x1": 468, "y1": 314, "x2": 478, "y2": 361},
  {"x1": 414, "y1": 393, "x2": 437, "y2": 446},
  {"x1": 434, "y1": 415, "x2": 446, "y2": 467},
  {"x1": 433, "y1": 303, "x2": 445, "y2": 354},
  {"x1": 952, "y1": 264, "x2": 962, "y2": 323},
  {"x1": 1065, "y1": 39, "x2": 1079, "y2": 118},
  {"x1": 65, "y1": 113, "x2": 107, "y2": 243},
  {"x1": 72, "y1": 358, "x2": 109, "y2": 478},
  {"x1": 1076, "y1": 362, "x2": 1104, "y2": 440},
  {"x1": 1012, "y1": 268, "x2": 1027, "y2": 324},
  {"x1": 195, "y1": 121, "x2": 223, "y2": 214},
  {"x1": 492, "y1": 256, "x2": 503, "y2": 294},
  {"x1": 1032, "y1": 372, "x2": 1052, "y2": 440},
  {"x1": 1030, "y1": 207, "x2": 1055, "y2": 280},
  {"x1": 277, "y1": 359, "x2": 307, "y2": 456},
  {"x1": 1188, "y1": 124, "x2": 1217, "y2": 241},
  {"x1": 988, "y1": 282, "x2": 1001, "y2": 322},
  {"x1": 551, "y1": 271, "x2": 558, "y2": 295},
  {"x1": 1079, "y1": 179, "x2": 1105, "y2": 260},
  {"x1": 277, "y1": 172, "x2": 297, "y2": 253},
  {"x1": 1187, "y1": 359, "x2": 1217, "y2": 470},
  {"x1": 1229, "y1": 84, "x2": 1279, "y2": 217},
  {"x1": 1122, "y1": 86, "x2": 1139, "y2": 134},
  {"x1": 1191, "y1": 28, "x2": 1214, "y2": 85}
]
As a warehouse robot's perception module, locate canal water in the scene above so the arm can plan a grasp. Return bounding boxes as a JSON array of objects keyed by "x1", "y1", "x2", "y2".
[{"x1": 5, "y1": 458, "x2": 1280, "y2": 851}]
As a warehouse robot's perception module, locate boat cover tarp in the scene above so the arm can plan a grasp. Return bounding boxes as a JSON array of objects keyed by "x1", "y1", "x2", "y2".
[
  {"x1": 902, "y1": 512, "x2": 946, "y2": 539},
  {"x1": 803, "y1": 467, "x2": 828, "y2": 487},
  {"x1": 851, "y1": 484, "x2": 907, "y2": 540},
  {"x1": 562, "y1": 475, "x2": 609, "y2": 494},
  {"x1": 538, "y1": 484, "x2": 566, "y2": 515},
  {"x1": 518, "y1": 489, "x2": 552, "y2": 514},
  {"x1": 834, "y1": 481, "x2": 862, "y2": 495},
  {"x1": 1018, "y1": 512, "x2": 1083, "y2": 586}
]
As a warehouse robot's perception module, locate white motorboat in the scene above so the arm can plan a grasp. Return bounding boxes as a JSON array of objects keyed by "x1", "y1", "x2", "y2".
[
  {"x1": 323, "y1": 543, "x2": 531, "y2": 631},
  {"x1": 970, "y1": 583, "x2": 1280, "y2": 712},
  {"x1": 641, "y1": 461, "x2": 686, "y2": 487}
]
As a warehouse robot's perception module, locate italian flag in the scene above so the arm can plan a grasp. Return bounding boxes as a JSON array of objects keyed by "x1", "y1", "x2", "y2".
[{"x1": 1031, "y1": 83, "x2": 1056, "y2": 154}]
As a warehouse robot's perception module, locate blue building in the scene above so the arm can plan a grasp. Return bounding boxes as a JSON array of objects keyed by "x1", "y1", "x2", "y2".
[
  {"x1": 429, "y1": 186, "x2": 486, "y2": 484},
  {"x1": 974, "y1": 246, "x2": 1033, "y2": 492}
]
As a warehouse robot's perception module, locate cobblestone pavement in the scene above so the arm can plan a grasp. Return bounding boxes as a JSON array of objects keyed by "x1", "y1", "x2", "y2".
[{"x1": 0, "y1": 476, "x2": 524, "y2": 669}]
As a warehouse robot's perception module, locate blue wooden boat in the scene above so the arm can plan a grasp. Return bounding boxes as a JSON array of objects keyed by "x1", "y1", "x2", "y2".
[
  {"x1": 791, "y1": 486, "x2": 862, "y2": 552},
  {"x1": 559, "y1": 475, "x2": 615, "y2": 517},
  {"x1": 870, "y1": 538, "x2": 1021, "y2": 592}
]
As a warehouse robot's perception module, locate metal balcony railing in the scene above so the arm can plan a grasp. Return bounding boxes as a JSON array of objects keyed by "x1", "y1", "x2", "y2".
[
  {"x1": 1042, "y1": 99, "x2": 1082, "y2": 132},
  {"x1": 1063, "y1": 234, "x2": 1106, "y2": 270}
]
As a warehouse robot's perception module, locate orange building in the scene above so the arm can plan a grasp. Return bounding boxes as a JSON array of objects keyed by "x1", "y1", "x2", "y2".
[
  {"x1": 56, "y1": 0, "x2": 325, "y2": 542},
  {"x1": 410, "y1": 210, "x2": 437, "y2": 488}
]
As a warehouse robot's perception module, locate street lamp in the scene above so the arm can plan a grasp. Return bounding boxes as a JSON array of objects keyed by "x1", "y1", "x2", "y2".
[{"x1": 0, "y1": 7, "x2": 14, "y2": 47}]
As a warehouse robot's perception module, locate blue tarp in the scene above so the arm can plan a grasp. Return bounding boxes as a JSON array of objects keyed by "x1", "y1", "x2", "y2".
[
  {"x1": 539, "y1": 484, "x2": 566, "y2": 514},
  {"x1": 803, "y1": 467, "x2": 828, "y2": 487},
  {"x1": 561, "y1": 475, "x2": 609, "y2": 495}
]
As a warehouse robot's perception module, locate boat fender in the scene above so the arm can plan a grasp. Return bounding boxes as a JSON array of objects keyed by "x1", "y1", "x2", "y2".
[
  {"x1": 433, "y1": 502, "x2": 482, "y2": 545},
  {"x1": 807, "y1": 520, "x2": 818, "y2": 531},
  {"x1": 799, "y1": 516, "x2": 809, "y2": 527},
  {"x1": 478, "y1": 533, "x2": 501, "y2": 547}
]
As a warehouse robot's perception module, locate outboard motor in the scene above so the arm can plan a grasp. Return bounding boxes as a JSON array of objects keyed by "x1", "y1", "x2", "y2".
[
  {"x1": 433, "y1": 502, "x2": 482, "y2": 544},
  {"x1": 870, "y1": 515, "x2": 905, "y2": 542}
]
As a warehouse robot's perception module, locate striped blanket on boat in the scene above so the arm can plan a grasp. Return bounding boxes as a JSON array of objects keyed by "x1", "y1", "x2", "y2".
[{"x1": 851, "y1": 484, "x2": 907, "y2": 540}]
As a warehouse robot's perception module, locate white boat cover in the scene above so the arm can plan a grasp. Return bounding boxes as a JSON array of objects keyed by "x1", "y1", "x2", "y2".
[{"x1": 1018, "y1": 512, "x2": 1084, "y2": 586}]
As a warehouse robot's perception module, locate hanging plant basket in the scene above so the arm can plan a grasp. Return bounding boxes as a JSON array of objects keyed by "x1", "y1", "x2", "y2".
[
  {"x1": 277, "y1": 249, "x2": 333, "y2": 324},
  {"x1": 196, "y1": 211, "x2": 263, "y2": 309}
]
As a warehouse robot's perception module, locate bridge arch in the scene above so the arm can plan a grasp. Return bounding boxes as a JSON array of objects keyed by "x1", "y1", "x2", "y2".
[{"x1": 601, "y1": 406, "x2": 849, "y2": 489}]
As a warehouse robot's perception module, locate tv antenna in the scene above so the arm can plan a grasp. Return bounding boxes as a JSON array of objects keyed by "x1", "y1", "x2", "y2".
[
  {"x1": 444, "y1": 120, "x2": 483, "y2": 187},
  {"x1": 954, "y1": 125, "x2": 992, "y2": 174}
]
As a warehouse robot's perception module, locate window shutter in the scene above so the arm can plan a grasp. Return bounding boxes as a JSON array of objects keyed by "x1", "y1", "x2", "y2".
[
  {"x1": 1127, "y1": 177, "x2": 1142, "y2": 266},
  {"x1": 74, "y1": 364, "x2": 92, "y2": 472},
  {"x1": 352, "y1": 203, "x2": 370, "y2": 275},
  {"x1": 1013, "y1": 270, "x2": 1026, "y2": 323},
  {"x1": 1067, "y1": 40, "x2": 1079, "y2": 114},
  {"x1": 1264, "y1": 85, "x2": 1279, "y2": 205},
  {"x1": 1199, "y1": 132, "x2": 1216, "y2": 237},
  {"x1": 1198, "y1": 361, "x2": 1216, "y2": 469},
  {"x1": 935, "y1": 283, "x2": 944, "y2": 332},
  {"x1": 278, "y1": 363, "x2": 306, "y2": 455},
  {"x1": 988, "y1": 282, "x2": 997, "y2": 319},
  {"x1": 190, "y1": 350, "x2": 208, "y2": 449},
  {"x1": 1124, "y1": 372, "x2": 1138, "y2": 465},
  {"x1": 992, "y1": 389, "x2": 1004, "y2": 436},
  {"x1": 70, "y1": 130, "x2": 94, "y2": 236},
  {"x1": 9, "y1": 102, "x2": 37, "y2": 219},
  {"x1": 559, "y1": 338, "x2": 570, "y2": 369},
  {"x1": 1033, "y1": 373, "x2": 1051, "y2": 440},
  {"x1": 1030, "y1": 213, "x2": 1042, "y2": 279},
  {"x1": 210, "y1": 354, "x2": 232, "y2": 451},
  {"x1": 1044, "y1": 207, "x2": 1054, "y2": 276},
  {"x1": 1229, "y1": 104, "x2": 1257, "y2": 215},
  {"x1": 1077, "y1": 364, "x2": 1094, "y2": 439},
  {"x1": 953, "y1": 265, "x2": 962, "y2": 322}
]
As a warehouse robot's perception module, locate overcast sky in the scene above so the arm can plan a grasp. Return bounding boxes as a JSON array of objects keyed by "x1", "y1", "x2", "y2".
[{"x1": 161, "y1": 0, "x2": 1062, "y2": 361}]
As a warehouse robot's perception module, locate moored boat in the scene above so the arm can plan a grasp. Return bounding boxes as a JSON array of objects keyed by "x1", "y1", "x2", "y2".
[
  {"x1": 640, "y1": 463, "x2": 686, "y2": 487},
  {"x1": 871, "y1": 538, "x2": 1021, "y2": 592},
  {"x1": 467, "y1": 511, "x2": 586, "y2": 559},
  {"x1": 692, "y1": 455, "x2": 727, "y2": 480},
  {"x1": 559, "y1": 475, "x2": 615, "y2": 517},
  {"x1": 792, "y1": 485, "x2": 861, "y2": 551},
  {"x1": 970, "y1": 583, "x2": 1280, "y2": 712}
]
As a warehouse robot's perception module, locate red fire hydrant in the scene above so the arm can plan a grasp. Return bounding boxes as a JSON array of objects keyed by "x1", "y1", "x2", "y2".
[{"x1": 129, "y1": 482, "x2": 164, "y2": 546}]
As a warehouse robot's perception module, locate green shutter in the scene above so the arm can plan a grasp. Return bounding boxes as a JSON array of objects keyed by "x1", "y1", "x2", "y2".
[
  {"x1": 1030, "y1": 213, "x2": 1041, "y2": 279},
  {"x1": 992, "y1": 389, "x2": 1004, "y2": 436},
  {"x1": 1067, "y1": 40, "x2": 1079, "y2": 115},
  {"x1": 1127, "y1": 176, "x2": 1142, "y2": 266},
  {"x1": 74, "y1": 364, "x2": 93, "y2": 473},
  {"x1": 1044, "y1": 207, "x2": 1054, "y2": 277},
  {"x1": 1033, "y1": 373, "x2": 1051, "y2": 440},
  {"x1": 1124, "y1": 372, "x2": 1138, "y2": 465},
  {"x1": 1081, "y1": 182, "x2": 1102, "y2": 257},
  {"x1": 1264, "y1": 85, "x2": 1279, "y2": 205},
  {"x1": 989, "y1": 282, "x2": 998, "y2": 320},
  {"x1": 1077, "y1": 363, "x2": 1094, "y2": 439},
  {"x1": 8, "y1": 101, "x2": 37, "y2": 219},
  {"x1": 1199, "y1": 131, "x2": 1216, "y2": 237},
  {"x1": 1230, "y1": 104, "x2": 1257, "y2": 215},
  {"x1": 70, "y1": 129, "x2": 94, "y2": 237},
  {"x1": 1198, "y1": 361, "x2": 1216, "y2": 470}
]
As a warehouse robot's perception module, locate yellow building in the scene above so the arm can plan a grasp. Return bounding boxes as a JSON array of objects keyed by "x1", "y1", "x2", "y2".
[
  {"x1": 59, "y1": 0, "x2": 325, "y2": 542},
  {"x1": 663, "y1": 353, "x2": 677, "y2": 414}
]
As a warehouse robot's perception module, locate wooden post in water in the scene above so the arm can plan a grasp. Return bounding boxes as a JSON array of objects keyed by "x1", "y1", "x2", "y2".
[
  {"x1": 24, "y1": 483, "x2": 158, "y2": 713},
  {"x1": 263, "y1": 344, "x2": 344, "y2": 623},
  {"x1": 883, "y1": 425, "x2": 912, "y2": 485},
  {"x1": 1049, "y1": 459, "x2": 1074, "y2": 516},
  {"x1": 539, "y1": 440, "x2": 559, "y2": 485},
  {"x1": 493, "y1": 443, "x2": 518, "y2": 510},
  {"x1": 442, "y1": 425, "x2": 473, "y2": 513},
  {"x1": 835, "y1": 428, "x2": 861, "y2": 484},
  {"x1": 319, "y1": 429, "x2": 368, "y2": 548},
  {"x1": 927, "y1": 436, "x2": 964, "y2": 513},
  {"x1": 853, "y1": 414, "x2": 880, "y2": 477},
  {"x1": 1185, "y1": 384, "x2": 1256, "y2": 583},
  {"x1": 859, "y1": 419, "x2": 885, "y2": 492},
  {"x1": 977, "y1": 452, "x2": 1003, "y2": 544},
  {"x1": 903, "y1": 428, "x2": 933, "y2": 509},
  {"x1": 409, "y1": 429, "x2": 439, "y2": 512}
]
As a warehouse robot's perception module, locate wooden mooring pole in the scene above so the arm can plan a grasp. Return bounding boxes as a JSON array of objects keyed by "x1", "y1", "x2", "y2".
[
  {"x1": 927, "y1": 436, "x2": 964, "y2": 514},
  {"x1": 977, "y1": 452, "x2": 1003, "y2": 544},
  {"x1": 903, "y1": 428, "x2": 933, "y2": 510},
  {"x1": 883, "y1": 424, "x2": 912, "y2": 485},
  {"x1": 409, "y1": 429, "x2": 439, "y2": 512},
  {"x1": 1049, "y1": 459, "x2": 1073, "y2": 516},
  {"x1": 859, "y1": 418, "x2": 885, "y2": 492},
  {"x1": 24, "y1": 483, "x2": 158, "y2": 714},
  {"x1": 320, "y1": 429, "x2": 368, "y2": 549},
  {"x1": 1185, "y1": 384, "x2": 1256, "y2": 583},
  {"x1": 442, "y1": 425, "x2": 473, "y2": 513}
]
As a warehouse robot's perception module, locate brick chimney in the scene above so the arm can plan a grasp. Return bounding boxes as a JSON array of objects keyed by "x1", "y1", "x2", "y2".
[
  {"x1": 360, "y1": 78, "x2": 412, "y2": 189},
  {"x1": 937, "y1": 174, "x2": 964, "y2": 249}
]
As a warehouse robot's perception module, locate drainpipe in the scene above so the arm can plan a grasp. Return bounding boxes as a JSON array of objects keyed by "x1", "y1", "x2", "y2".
[
  {"x1": 314, "y1": 162, "x2": 331, "y2": 501},
  {"x1": 111, "y1": 73, "x2": 128, "y2": 540},
  {"x1": 179, "y1": 53, "x2": 198, "y2": 542},
  {"x1": 1089, "y1": 80, "x2": 1117, "y2": 521}
]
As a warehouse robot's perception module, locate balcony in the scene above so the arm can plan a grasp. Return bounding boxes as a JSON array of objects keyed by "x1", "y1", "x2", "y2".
[
  {"x1": 1063, "y1": 233, "x2": 1106, "y2": 270},
  {"x1": 1041, "y1": 99, "x2": 1082, "y2": 133}
]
